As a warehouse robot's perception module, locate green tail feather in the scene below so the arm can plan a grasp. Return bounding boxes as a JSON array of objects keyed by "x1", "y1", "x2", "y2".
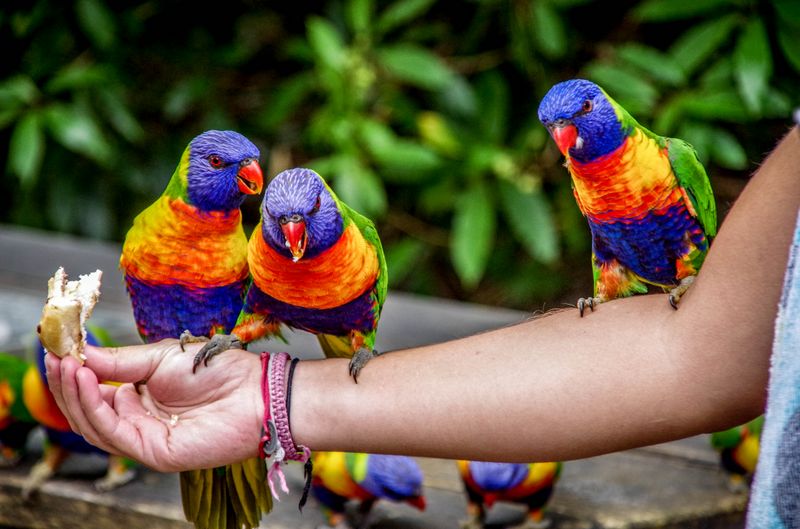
[{"x1": 180, "y1": 459, "x2": 271, "y2": 529}]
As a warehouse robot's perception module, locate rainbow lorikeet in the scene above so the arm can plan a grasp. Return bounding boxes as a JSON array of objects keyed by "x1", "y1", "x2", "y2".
[
  {"x1": 119, "y1": 130, "x2": 270, "y2": 529},
  {"x1": 710, "y1": 415, "x2": 763, "y2": 492},
  {"x1": 0, "y1": 330, "x2": 136, "y2": 497},
  {"x1": 457, "y1": 460, "x2": 562, "y2": 529},
  {"x1": 311, "y1": 451, "x2": 426, "y2": 528},
  {"x1": 0, "y1": 352, "x2": 37, "y2": 466},
  {"x1": 192, "y1": 167, "x2": 388, "y2": 383},
  {"x1": 537, "y1": 79, "x2": 717, "y2": 316}
]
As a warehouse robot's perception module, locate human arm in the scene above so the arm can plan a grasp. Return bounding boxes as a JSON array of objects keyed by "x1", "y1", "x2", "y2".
[{"x1": 46, "y1": 127, "x2": 800, "y2": 469}]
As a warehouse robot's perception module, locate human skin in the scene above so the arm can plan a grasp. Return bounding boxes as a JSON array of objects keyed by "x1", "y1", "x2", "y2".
[{"x1": 46, "y1": 127, "x2": 800, "y2": 471}]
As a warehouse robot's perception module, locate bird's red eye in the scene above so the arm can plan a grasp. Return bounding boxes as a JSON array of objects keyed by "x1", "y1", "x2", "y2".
[
  {"x1": 582, "y1": 99, "x2": 593, "y2": 113},
  {"x1": 208, "y1": 155, "x2": 224, "y2": 168}
]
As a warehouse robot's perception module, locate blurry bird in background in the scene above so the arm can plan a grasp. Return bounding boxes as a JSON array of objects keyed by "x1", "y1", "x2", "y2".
[
  {"x1": 457, "y1": 460, "x2": 562, "y2": 529},
  {"x1": 311, "y1": 451, "x2": 426, "y2": 529}
]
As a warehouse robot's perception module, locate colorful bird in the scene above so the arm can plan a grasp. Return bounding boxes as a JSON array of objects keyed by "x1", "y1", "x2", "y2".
[
  {"x1": 311, "y1": 451, "x2": 426, "y2": 528},
  {"x1": 119, "y1": 130, "x2": 270, "y2": 529},
  {"x1": 457, "y1": 460, "x2": 562, "y2": 529},
  {"x1": 192, "y1": 167, "x2": 388, "y2": 383},
  {"x1": 0, "y1": 330, "x2": 137, "y2": 497},
  {"x1": 537, "y1": 79, "x2": 716, "y2": 315},
  {"x1": 710, "y1": 415, "x2": 763, "y2": 492},
  {"x1": 0, "y1": 352, "x2": 38, "y2": 466}
]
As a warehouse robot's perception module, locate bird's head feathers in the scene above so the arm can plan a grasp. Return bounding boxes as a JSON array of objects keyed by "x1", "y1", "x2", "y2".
[
  {"x1": 260, "y1": 167, "x2": 344, "y2": 261},
  {"x1": 167, "y1": 130, "x2": 263, "y2": 212},
  {"x1": 537, "y1": 79, "x2": 632, "y2": 163}
]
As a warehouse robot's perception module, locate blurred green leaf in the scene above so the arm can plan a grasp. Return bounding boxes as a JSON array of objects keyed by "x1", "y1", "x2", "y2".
[
  {"x1": 8, "y1": 112, "x2": 45, "y2": 186},
  {"x1": 760, "y1": 87, "x2": 792, "y2": 118},
  {"x1": 616, "y1": 44, "x2": 686, "y2": 86},
  {"x1": 681, "y1": 90, "x2": 750, "y2": 122},
  {"x1": 699, "y1": 57, "x2": 733, "y2": 88},
  {"x1": 45, "y1": 62, "x2": 108, "y2": 94},
  {"x1": 373, "y1": 139, "x2": 444, "y2": 182},
  {"x1": 98, "y1": 89, "x2": 144, "y2": 143},
  {"x1": 653, "y1": 95, "x2": 688, "y2": 134},
  {"x1": 435, "y1": 74, "x2": 478, "y2": 118},
  {"x1": 0, "y1": 108, "x2": 19, "y2": 129},
  {"x1": 583, "y1": 63, "x2": 658, "y2": 114},
  {"x1": 257, "y1": 73, "x2": 315, "y2": 132},
  {"x1": 417, "y1": 111, "x2": 462, "y2": 157},
  {"x1": 531, "y1": 1, "x2": 567, "y2": 59},
  {"x1": 734, "y1": 18, "x2": 771, "y2": 114},
  {"x1": 777, "y1": 21, "x2": 800, "y2": 71},
  {"x1": 376, "y1": 0, "x2": 436, "y2": 35},
  {"x1": 330, "y1": 155, "x2": 387, "y2": 217},
  {"x1": 385, "y1": 237, "x2": 427, "y2": 286},
  {"x1": 377, "y1": 44, "x2": 454, "y2": 90},
  {"x1": 44, "y1": 104, "x2": 112, "y2": 165},
  {"x1": 451, "y1": 182, "x2": 495, "y2": 289},
  {"x1": 347, "y1": 0, "x2": 373, "y2": 34},
  {"x1": 75, "y1": 0, "x2": 116, "y2": 50},
  {"x1": 669, "y1": 15, "x2": 738, "y2": 78},
  {"x1": 635, "y1": 0, "x2": 733, "y2": 21},
  {"x1": 498, "y1": 181, "x2": 559, "y2": 264},
  {"x1": 0, "y1": 75, "x2": 39, "y2": 109},
  {"x1": 773, "y1": 0, "x2": 800, "y2": 27},
  {"x1": 475, "y1": 72, "x2": 509, "y2": 144},
  {"x1": 709, "y1": 127, "x2": 747, "y2": 170},
  {"x1": 307, "y1": 16, "x2": 347, "y2": 71}
]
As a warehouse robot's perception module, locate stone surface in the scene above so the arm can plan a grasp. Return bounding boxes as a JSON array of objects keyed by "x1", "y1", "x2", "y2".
[{"x1": 0, "y1": 225, "x2": 748, "y2": 528}]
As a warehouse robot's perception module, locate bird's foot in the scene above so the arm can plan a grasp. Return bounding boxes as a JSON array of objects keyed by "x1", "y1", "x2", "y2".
[
  {"x1": 192, "y1": 333, "x2": 242, "y2": 373},
  {"x1": 459, "y1": 514, "x2": 485, "y2": 529},
  {"x1": 577, "y1": 297, "x2": 602, "y2": 317},
  {"x1": 21, "y1": 460, "x2": 55, "y2": 500},
  {"x1": 510, "y1": 518, "x2": 551, "y2": 529},
  {"x1": 726, "y1": 474, "x2": 750, "y2": 494},
  {"x1": 94, "y1": 457, "x2": 137, "y2": 492},
  {"x1": 668, "y1": 276, "x2": 696, "y2": 310},
  {"x1": 179, "y1": 330, "x2": 209, "y2": 351},
  {"x1": 348, "y1": 348, "x2": 378, "y2": 383}
]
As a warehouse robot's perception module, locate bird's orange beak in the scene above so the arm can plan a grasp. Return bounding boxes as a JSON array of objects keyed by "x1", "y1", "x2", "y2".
[
  {"x1": 237, "y1": 159, "x2": 263, "y2": 195},
  {"x1": 281, "y1": 220, "x2": 307, "y2": 262},
  {"x1": 407, "y1": 495, "x2": 426, "y2": 511},
  {"x1": 551, "y1": 123, "x2": 578, "y2": 155}
]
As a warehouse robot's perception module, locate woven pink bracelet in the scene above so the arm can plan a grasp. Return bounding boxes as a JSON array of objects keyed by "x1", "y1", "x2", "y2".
[{"x1": 259, "y1": 351, "x2": 312, "y2": 508}]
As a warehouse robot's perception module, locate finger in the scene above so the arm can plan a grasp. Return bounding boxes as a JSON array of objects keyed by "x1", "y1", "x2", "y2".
[
  {"x1": 44, "y1": 353, "x2": 70, "y2": 420},
  {"x1": 59, "y1": 357, "x2": 115, "y2": 453},
  {"x1": 77, "y1": 369, "x2": 166, "y2": 465},
  {"x1": 82, "y1": 339, "x2": 183, "y2": 383}
]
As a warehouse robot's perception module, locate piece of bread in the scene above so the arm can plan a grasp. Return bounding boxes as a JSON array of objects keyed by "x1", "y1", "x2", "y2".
[{"x1": 37, "y1": 267, "x2": 102, "y2": 360}]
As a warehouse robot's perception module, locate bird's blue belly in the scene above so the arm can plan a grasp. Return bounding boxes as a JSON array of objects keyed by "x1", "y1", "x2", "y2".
[
  {"x1": 589, "y1": 204, "x2": 708, "y2": 285},
  {"x1": 124, "y1": 276, "x2": 247, "y2": 342},
  {"x1": 246, "y1": 286, "x2": 378, "y2": 336}
]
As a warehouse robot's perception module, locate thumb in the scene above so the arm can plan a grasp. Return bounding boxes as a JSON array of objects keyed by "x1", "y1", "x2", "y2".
[{"x1": 82, "y1": 339, "x2": 181, "y2": 384}]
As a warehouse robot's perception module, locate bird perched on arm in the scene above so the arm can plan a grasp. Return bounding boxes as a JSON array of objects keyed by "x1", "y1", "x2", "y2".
[
  {"x1": 537, "y1": 79, "x2": 716, "y2": 316},
  {"x1": 457, "y1": 460, "x2": 562, "y2": 529},
  {"x1": 192, "y1": 167, "x2": 388, "y2": 383},
  {"x1": 311, "y1": 451, "x2": 426, "y2": 529},
  {"x1": 120, "y1": 130, "x2": 270, "y2": 529}
]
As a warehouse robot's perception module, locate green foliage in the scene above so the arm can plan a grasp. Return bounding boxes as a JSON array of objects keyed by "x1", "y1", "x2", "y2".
[{"x1": 1, "y1": 0, "x2": 798, "y2": 309}]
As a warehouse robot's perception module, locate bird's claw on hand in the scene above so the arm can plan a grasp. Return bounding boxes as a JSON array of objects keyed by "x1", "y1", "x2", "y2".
[
  {"x1": 668, "y1": 275, "x2": 695, "y2": 310},
  {"x1": 179, "y1": 330, "x2": 209, "y2": 352},
  {"x1": 192, "y1": 334, "x2": 242, "y2": 373},
  {"x1": 348, "y1": 348, "x2": 378, "y2": 384},
  {"x1": 577, "y1": 297, "x2": 601, "y2": 317}
]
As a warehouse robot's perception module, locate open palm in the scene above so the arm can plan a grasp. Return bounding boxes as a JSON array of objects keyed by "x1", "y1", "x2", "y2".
[{"x1": 45, "y1": 340, "x2": 263, "y2": 472}]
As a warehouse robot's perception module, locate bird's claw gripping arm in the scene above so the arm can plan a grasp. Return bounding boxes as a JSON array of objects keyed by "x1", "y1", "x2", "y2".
[{"x1": 192, "y1": 334, "x2": 243, "y2": 373}]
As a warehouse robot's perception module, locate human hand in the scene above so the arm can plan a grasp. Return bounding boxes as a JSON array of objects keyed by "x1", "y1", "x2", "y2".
[{"x1": 44, "y1": 340, "x2": 264, "y2": 472}]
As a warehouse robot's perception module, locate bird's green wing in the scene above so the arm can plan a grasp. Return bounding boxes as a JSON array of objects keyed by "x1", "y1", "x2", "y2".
[
  {"x1": 666, "y1": 138, "x2": 717, "y2": 237},
  {"x1": 339, "y1": 201, "x2": 388, "y2": 308}
]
